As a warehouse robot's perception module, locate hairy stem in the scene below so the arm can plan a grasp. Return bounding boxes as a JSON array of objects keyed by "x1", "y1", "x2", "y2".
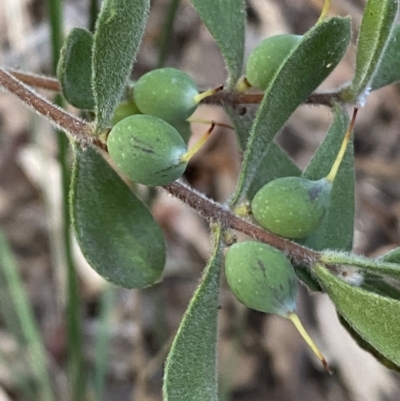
[
  {"x1": 0, "y1": 68, "x2": 321, "y2": 268},
  {"x1": 162, "y1": 182, "x2": 319, "y2": 266},
  {"x1": 0, "y1": 68, "x2": 106, "y2": 149},
  {"x1": 5, "y1": 68, "x2": 342, "y2": 108},
  {"x1": 7, "y1": 68, "x2": 61, "y2": 91}
]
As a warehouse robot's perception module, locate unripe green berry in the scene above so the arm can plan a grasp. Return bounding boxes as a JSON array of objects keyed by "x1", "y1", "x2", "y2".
[
  {"x1": 246, "y1": 34, "x2": 302, "y2": 90},
  {"x1": 225, "y1": 241, "x2": 297, "y2": 316},
  {"x1": 133, "y1": 68, "x2": 200, "y2": 124},
  {"x1": 251, "y1": 177, "x2": 331, "y2": 239},
  {"x1": 171, "y1": 120, "x2": 192, "y2": 144},
  {"x1": 107, "y1": 114, "x2": 187, "y2": 186},
  {"x1": 111, "y1": 100, "x2": 141, "y2": 126},
  {"x1": 225, "y1": 240, "x2": 331, "y2": 372}
]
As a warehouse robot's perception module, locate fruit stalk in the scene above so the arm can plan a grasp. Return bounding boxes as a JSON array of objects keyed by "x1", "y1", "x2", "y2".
[
  {"x1": 287, "y1": 312, "x2": 332, "y2": 374},
  {"x1": 325, "y1": 107, "x2": 358, "y2": 183},
  {"x1": 180, "y1": 122, "x2": 216, "y2": 163},
  {"x1": 317, "y1": 0, "x2": 332, "y2": 24},
  {"x1": 193, "y1": 85, "x2": 224, "y2": 103}
]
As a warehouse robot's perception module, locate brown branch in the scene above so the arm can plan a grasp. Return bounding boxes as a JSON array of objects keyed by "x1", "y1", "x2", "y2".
[
  {"x1": 0, "y1": 68, "x2": 106, "y2": 150},
  {"x1": 8, "y1": 69, "x2": 61, "y2": 92},
  {"x1": 163, "y1": 181, "x2": 319, "y2": 267},
  {"x1": 201, "y1": 90, "x2": 343, "y2": 108},
  {"x1": 0, "y1": 67, "x2": 329, "y2": 268},
  {"x1": 6, "y1": 68, "x2": 343, "y2": 108}
]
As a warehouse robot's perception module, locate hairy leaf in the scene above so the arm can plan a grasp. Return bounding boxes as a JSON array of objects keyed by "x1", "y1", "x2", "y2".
[
  {"x1": 380, "y1": 245, "x2": 400, "y2": 263},
  {"x1": 163, "y1": 227, "x2": 223, "y2": 401},
  {"x1": 371, "y1": 24, "x2": 400, "y2": 90},
  {"x1": 190, "y1": 0, "x2": 245, "y2": 87},
  {"x1": 320, "y1": 251, "x2": 400, "y2": 280},
  {"x1": 57, "y1": 28, "x2": 95, "y2": 110},
  {"x1": 232, "y1": 17, "x2": 351, "y2": 204},
  {"x1": 70, "y1": 145, "x2": 165, "y2": 288},
  {"x1": 314, "y1": 263, "x2": 400, "y2": 366},
  {"x1": 346, "y1": 0, "x2": 398, "y2": 102},
  {"x1": 338, "y1": 313, "x2": 400, "y2": 371},
  {"x1": 92, "y1": 0, "x2": 150, "y2": 131},
  {"x1": 362, "y1": 275, "x2": 400, "y2": 302}
]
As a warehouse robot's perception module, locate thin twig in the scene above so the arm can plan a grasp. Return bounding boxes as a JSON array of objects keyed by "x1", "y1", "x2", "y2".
[
  {"x1": 0, "y1": 68, "x2": 106, "y2": 150},
  {"x1": 8, "y1": 68, "x2": 61, "y2": 91},
  {"x1": 0, "y1": 67, "x2": 322, "y2": 268},
  {"x1": 201, "y1": 90, "x2": 343, "y2": 107},
  {"x1": 162, "y1": 181, "x2": 319, "y2": 267},
  {"x1": 5, "y1": 68, "x2": 343, "y2": 108}
]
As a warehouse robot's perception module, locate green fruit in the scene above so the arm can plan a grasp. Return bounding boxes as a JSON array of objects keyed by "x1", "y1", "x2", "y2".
[
  {"x1": 251, "y1": 177, "x2": 331, "y2": 239},
  {"x1": 246, "y1": 34, "x2": 302, "y2": 90},
  {"x1": 225, "y1": 241, "x2": 297, "y2": 316},
  {"x1": 133, "y1": 68, "x2": 200, "y2": 124},
  {"x1": 107, "y1": 114, "x2": 187, "y2": 186},
  {"x1": 171, "y1": 120, "x2": 192, "y2": 144},
  {"x1": 111, "y1": 100, "x2": 141, "y2": 125}
]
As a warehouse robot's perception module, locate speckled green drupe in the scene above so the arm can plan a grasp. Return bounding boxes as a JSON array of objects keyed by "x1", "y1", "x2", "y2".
[
  {"x1": 251, "y1": 177, "x2": 331, "y2": 239},
  {"x1": 107, "y1": 114, "x2": 187, "y2": 186},
  {"x1": 225, "y1": 241, "x2": 297, "y2": 316},
  {"x1": 111, "y1": 100, "x2": 141, "y2": 125},
  {"x1": 133, "y1": 68, "x2": 200, "y2": 124},
  {"x1": 246, "y1": 34, "x2": 302, "y2": 90}
]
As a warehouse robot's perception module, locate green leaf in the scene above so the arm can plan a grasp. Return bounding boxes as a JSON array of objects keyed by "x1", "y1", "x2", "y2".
[
  {"x1": 338, "y1": 314, "x2": 400, "y2": 372},
  {"x1": 346, "y1": 0, "x2": 398, "y2": 101},
  {"x1": 362, "y1": 275, "x2": 400, "y2": 301},
  {"x1": 189, "y1": 0, "x2": 245, "y2": 87},
  {"x1": 320, "y1": 251, "x2": 400, "y2": 280},
  {"x1": 314, "y1": 263, "x2": 400, "y2": 366},
  {"x1": 57, "y1": 27, "x2": 95, "y2": 110},
  {"x1": 70, "y1": 144, "x2": 165, "y2": 288},
  {"x1": 371, "y1": 24, "x2": 400, "y2": 90},
  {"x1": 380, "y1": 244, "x2": 400, "y2": 264},
  {"x1": 303, "y1": 104, "x2": 354, "y2": 251},
  {"x1": 163, "y1": 227, "x2": 223, "y2": 401},
  {"x1": 231, "y1": 17, "x2": 351, "y2": 204},
  {"x1": 223, "y1": 104, "x2": 252, "y2": 151},
  {"x1": 92, "y1": 0, "x2": 150, "y2": 131}
]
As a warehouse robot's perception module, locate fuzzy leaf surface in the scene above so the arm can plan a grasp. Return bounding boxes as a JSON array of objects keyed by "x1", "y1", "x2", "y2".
[
  {"x1": 380, "y1": 245, "x2": 400, "y2": 263},
  {"x1": 303, "y1": 105, "x2": 354, "y2": 251},
  {"x1": 349, "y1": 0, "x2": 398, "y2": 100},
  {"x1": 362, "y1": 275, "x2": 400, "y2": 302},
  {"x1": 92, "y1": 0, "x2": 150, "y2": 130},
  {"x1": 371, "y1": 24, "x2": 400, "y2": 90},
  {"x1": 190, "y1": 0, "x2": 245, "y2": 87},
  {"x1": 57, "y1": 28, "x2": 95, "y2": 110},
  {"x1": 70, "y1": 145, "x2": 165, "y2": 288},
  {"x1": 232, "y1": 17, "x2": 351, "y2": 203},
  {"x1": 321, "y1": 251, "x2": 400, "y2": 280},
  {"x1": 314, "y1": 263, "x2": 400, "y2": 366},
  {"x1": 338, "y1": 313, "x2": 400, "y2": 371},
  {"x1": 163, "y1": 227, "x2": 223, "y2": 401}
]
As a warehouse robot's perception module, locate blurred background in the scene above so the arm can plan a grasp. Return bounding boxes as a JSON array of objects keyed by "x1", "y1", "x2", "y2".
[{"x1": 1, "y1": 0, "x2": 400, "y2": 400}]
